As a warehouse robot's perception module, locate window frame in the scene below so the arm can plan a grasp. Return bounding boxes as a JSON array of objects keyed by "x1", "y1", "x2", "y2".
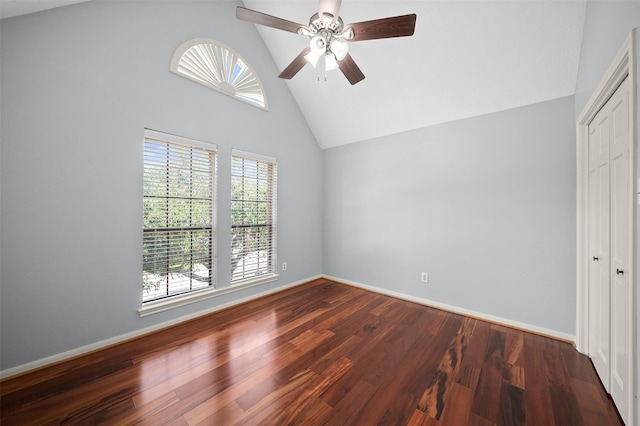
[
  {"x1": 139, "y1": 129, "x2": 218, "y2": 316},
  {"x1": 230, "y1": 149, "x2": 278, "y2": 286}
]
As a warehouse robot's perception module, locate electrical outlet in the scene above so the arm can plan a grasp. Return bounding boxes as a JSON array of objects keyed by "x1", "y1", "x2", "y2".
[
  {"x1": 282, "y1": 262, "x2": 287, "y2": 271},
  {"x1": 421, "y1": 272, "x2": 429, "y2": 283}
]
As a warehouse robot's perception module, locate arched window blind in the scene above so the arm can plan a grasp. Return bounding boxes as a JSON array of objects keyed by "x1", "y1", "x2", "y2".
[{"x1": 170, "y1": 38, "x2": 268, "y2": 111}]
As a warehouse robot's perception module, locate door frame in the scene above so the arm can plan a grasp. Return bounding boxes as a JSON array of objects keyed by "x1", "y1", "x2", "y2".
[{"x1": 576, "y1": 29, "x2": 637, "y2": 423}]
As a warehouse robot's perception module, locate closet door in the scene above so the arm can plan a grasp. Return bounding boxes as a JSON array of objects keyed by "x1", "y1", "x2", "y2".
[
  {"x1": 587, "y1": 99, "x2": 611, "y2": 389},
  {"x1": 608, "y1": 76, "x2": 631, "y2": 419},
  {"x1": 587, "y1": 76, "x2": 632, "y2": 420}
]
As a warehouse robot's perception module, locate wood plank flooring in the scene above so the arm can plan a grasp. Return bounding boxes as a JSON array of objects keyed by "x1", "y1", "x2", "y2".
[{"x1": 1, "y1": 278, "x2": 622, "y2": 425}]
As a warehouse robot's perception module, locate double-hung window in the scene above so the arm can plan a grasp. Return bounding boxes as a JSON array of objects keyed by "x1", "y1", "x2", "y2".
[
  {"x1": 231, "y1": 150, "x2": 277, "y2": 283},
  {"x1": 142, "y1": 129, "x2": 217, "y2": 312}
]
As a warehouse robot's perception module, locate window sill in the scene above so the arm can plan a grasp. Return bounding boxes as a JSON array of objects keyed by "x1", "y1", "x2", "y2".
[{"x1": 138, "y1": 274, "x2": 279, "y2": 317}]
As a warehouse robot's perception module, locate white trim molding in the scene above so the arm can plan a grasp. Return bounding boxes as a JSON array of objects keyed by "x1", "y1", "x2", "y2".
[
  {"x1": 323, "y1": 275, "x2": 575, "y2": 343},
  {"x1": 0, "y1": 276, "x2": 320, "y2": 380},
  {"x1": 3, "y1": 274, "x2": 578, "y2": 380}
]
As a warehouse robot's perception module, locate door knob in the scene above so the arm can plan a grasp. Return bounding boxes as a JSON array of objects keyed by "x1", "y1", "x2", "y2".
[
  {"x1": 593, "y1": 256, "x2": 599, "y2": 261},
  {"x1": 617, "y1": 268, "x2": 624, "y2": 275}
]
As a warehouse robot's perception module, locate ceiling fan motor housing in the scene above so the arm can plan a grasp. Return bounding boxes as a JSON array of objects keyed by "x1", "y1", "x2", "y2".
[
  {"x1": 305, "y1": 13, "x2": 350, "y2": 61},
  {"x1": 308, "y1": 13, "x2": 344, "y2": 35}
]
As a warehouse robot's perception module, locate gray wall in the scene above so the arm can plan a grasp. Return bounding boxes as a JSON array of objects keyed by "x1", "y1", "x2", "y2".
[
  {"x1": 323, "y1": 96, "x2": 577, "y2": 334},
  {"x1": 0, "y1": 1, "x2": 323, "y2": 371},
  {"x1": 2, "y1": 0, "x2": 637, "y2": 375}
]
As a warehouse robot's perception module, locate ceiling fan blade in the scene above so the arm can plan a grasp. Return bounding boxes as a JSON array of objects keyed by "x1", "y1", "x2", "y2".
[
  {"x1": 318, "y1": 0, "x2": 342, "y2": 20},
  {"x1": 345, "y1": 14, "x2": 416, "y2": 41},
  {"x1": 337, "y1": 53, "x2": 365, "y2": 85},
  {"x1": 236, "y1": 6, "x2": 306, "y2": 34},
  {"x1": 278, "y1": 47, "x2": 312, "y2": 80}
]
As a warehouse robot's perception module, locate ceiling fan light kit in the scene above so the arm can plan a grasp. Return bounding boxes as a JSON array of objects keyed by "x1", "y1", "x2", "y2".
[
  {"x1": 236, "y1": 0, "x2": 416, "y2": 85},
  {"x1": 303, "y1": 14, "x2": 350, "y2": 80}
]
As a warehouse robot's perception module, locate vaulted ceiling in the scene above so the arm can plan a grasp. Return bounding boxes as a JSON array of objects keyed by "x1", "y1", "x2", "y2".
[
  {"x1": 2, "y1": 0, "x2": 587, "y2": 149},
  {"x1": 242, "y1": 0, "x2": 586, "y2": 149}
]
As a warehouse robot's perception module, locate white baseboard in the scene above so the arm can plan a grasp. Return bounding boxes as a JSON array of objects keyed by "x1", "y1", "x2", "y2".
[
  {"x1": 1, "y1": 274, "x2": 575, "y2": 380},
  {"x1": 323, "y1": 275, "x2": 576, "y2": 344},
  {"x1": 0, "y1": 275, "x2": 320, "y2": 380}
]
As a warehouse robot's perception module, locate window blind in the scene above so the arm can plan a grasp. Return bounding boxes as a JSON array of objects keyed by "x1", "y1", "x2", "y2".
[
  {"x1": 231, "y1": 150, "x2": 277, "y2": 282},
  {"x1": 143, "y1": 130, "x2": 217, "y2": 303}
]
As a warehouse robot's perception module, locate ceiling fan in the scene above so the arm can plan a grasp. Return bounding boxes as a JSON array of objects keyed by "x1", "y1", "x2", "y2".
[{"x1": 236, "y1": 0, "x2": 417, "y2": 85}]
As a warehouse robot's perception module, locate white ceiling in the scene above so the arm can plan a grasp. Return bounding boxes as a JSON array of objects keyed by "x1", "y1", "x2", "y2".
[
  {"x1": 243, "y1": 0, "x2": 586, "y2": 149},
  {"x1": 2, "y1": 0, "x2": 587, "y2": 149}
]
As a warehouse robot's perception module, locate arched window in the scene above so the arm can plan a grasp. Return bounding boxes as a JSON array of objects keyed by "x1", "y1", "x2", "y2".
[{"x1": 170, "y1": 38, "x2": 268, "y2": 111}]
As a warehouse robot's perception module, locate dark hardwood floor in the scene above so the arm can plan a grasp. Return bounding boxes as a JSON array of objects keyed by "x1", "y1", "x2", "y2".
[{"x1": 1, "y1": 278, "x2": 622, "y2": 425}]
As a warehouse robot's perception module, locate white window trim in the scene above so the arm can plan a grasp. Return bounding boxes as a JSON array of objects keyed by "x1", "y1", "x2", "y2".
[
  {"x1": 140, "y1": 128, "x2": 218, "y2": 316},
  {"x1": 138, "y1": 274, "x2": 278, "y2": 317},
  {"x1": 231, "y1": 149, "x2": 277, "y2": 164},
  {"x1": 145, "y1": 129, "x2": 217, "y2": 152}
]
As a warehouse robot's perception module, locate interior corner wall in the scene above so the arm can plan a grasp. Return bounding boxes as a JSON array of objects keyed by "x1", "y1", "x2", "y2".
[
  {"x1": 323, "y1": 96, "x2": 577, "y2": 335},
  {"x1": 0, "y1": 1, "x2": 323, "y2": 372}
]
